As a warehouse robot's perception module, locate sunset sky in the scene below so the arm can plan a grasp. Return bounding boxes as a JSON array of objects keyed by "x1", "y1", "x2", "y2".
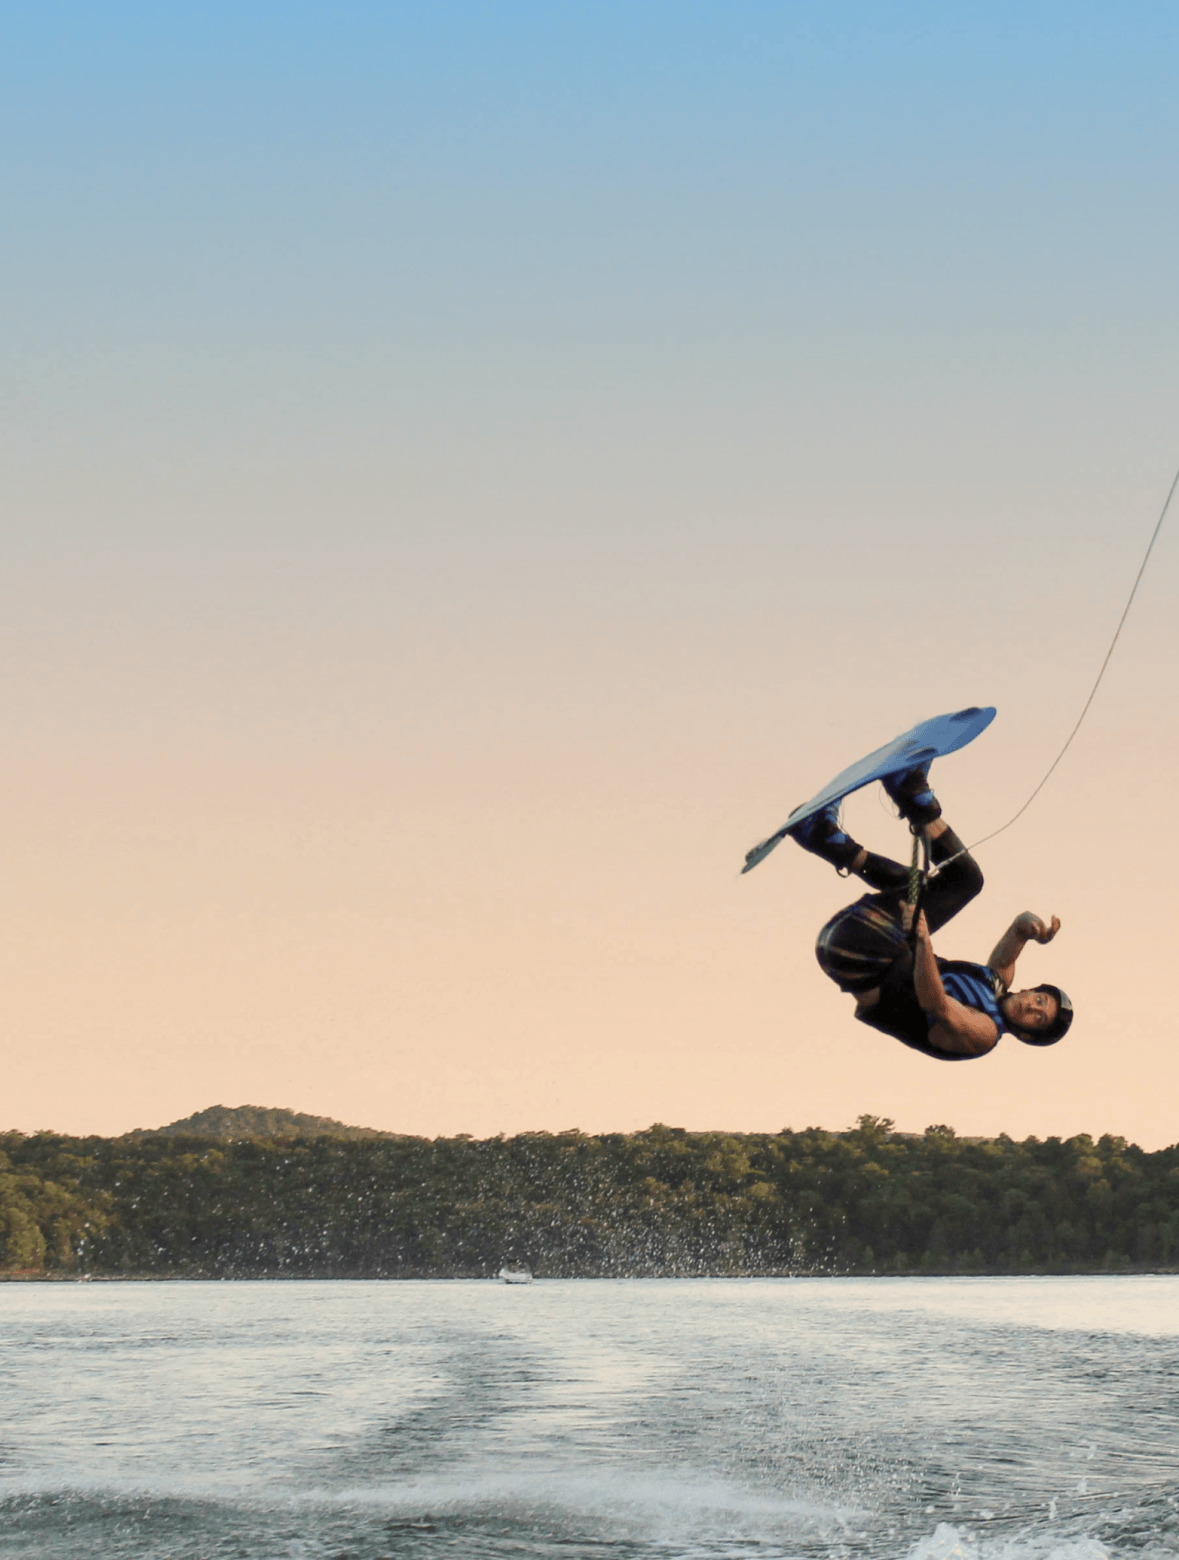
[{"x1": 5, "y1": 3, "x2": 1179, "y2": 1147}]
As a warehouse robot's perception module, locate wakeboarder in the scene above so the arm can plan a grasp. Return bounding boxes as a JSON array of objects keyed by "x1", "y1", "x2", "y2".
[{"x1": 791, "y1": 766, "x2": 1072, "y2": 1060}]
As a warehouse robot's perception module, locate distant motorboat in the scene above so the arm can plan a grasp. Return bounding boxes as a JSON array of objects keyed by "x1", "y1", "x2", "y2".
[{"x1": 498, "y1": 1264, "x2": 533, "y2": 1285}]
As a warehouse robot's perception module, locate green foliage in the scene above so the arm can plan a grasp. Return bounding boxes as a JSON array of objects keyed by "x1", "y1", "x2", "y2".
[
  {"x1": 128, "y1": 1105, "x2": 385, "y2": 1141},
  {"x1": 0, "y1": 1153, "x2": 45, "y2": 1270},
  {"x1": 0, "y1": 1146, "x2": 110, "y2": 1272},
  {"x1": 1, "y1": 1121, "x2": 1178, "y2": 1279}
]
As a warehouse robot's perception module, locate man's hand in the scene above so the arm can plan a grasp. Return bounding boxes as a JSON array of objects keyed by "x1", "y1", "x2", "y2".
[
  {"x1": 988, "y1": 912, "x2": 1062, "y2": 987},
  {"x1": 1013, "y1": 912, "x2": 1061, "y2": 945}
]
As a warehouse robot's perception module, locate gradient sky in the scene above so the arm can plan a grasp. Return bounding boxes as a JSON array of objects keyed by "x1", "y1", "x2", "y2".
[{"x1": 4, "y1": 2, "x2": 1178, "y2": 1146}]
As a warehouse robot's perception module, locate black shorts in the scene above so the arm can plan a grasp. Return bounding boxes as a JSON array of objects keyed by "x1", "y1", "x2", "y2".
[{"x1": 814, "y1": 840, "x2": 985, "y2": 1059}]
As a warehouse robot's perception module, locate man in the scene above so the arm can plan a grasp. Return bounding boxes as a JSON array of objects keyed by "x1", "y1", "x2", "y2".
[{"x1": 789, "y1": 765, "x2": 1072, "y2": 1060}]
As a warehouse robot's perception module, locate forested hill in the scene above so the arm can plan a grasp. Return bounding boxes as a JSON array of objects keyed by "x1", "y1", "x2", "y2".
[
  {"x1": 2, "y1": 1117, "x2": 1177, "y2": 1279},
  {"x1": 133, "y1": 1105, "x2": 388, "y2": 1141}
]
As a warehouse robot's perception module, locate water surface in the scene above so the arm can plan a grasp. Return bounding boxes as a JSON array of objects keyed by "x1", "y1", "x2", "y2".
[{"x1": 2, "y1": 1276, "x2": 1176, "y2": 1558}]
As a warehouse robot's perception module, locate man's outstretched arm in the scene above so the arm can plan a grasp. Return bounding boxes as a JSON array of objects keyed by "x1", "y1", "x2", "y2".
[
  {"x1": 987, "y1": 912, "x2": 1061, "y2": 989},
  {"x1": 913, "y1": 913, "x2": 1000, "y2": 1057}
]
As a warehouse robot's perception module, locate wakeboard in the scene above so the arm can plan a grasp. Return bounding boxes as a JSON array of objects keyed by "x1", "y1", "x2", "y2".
[{"x1": 741, "y1": 706, "x2": 996, "y2": 874}]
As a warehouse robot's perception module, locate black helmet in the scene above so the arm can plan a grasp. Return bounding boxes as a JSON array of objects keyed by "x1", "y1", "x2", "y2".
[{"x1": 1014, "y1": 983, "x2": 1073, "y2": 1046}]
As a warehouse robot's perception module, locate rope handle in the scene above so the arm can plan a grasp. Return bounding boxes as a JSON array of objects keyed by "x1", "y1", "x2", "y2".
[{"x1": 906, "y1": 827, "x2": 930, "y2": 943}]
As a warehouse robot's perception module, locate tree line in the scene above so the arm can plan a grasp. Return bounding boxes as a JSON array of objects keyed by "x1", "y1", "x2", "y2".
[{"x1": 2, "y1": 1117, "x2": 1177, "y2": 1278}]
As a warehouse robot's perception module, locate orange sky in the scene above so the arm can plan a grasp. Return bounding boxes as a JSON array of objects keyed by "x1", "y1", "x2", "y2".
[{"x1": 4, "y1": 5, "x2": 1178, "y2": 1147}]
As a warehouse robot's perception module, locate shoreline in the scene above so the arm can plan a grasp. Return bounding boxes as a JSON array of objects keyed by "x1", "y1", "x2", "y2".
[{"x1": 5, "y1": 1266, "x2": 1179, "y2": 1283}]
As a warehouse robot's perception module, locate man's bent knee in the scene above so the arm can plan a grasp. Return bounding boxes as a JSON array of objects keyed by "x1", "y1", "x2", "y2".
[{"x1": 958, "y1": 857, "x2": 984, "y2": 902}]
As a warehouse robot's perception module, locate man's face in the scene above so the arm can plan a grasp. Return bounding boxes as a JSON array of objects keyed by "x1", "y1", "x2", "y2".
[{"x1": 1002, "y1": 988, "x2": 1059, "y2": 1035}]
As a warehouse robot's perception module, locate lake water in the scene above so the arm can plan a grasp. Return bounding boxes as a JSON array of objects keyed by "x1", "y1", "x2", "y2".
[{"x1": 1, "y1": 1276, "x2": 1176, "y2": 1558}]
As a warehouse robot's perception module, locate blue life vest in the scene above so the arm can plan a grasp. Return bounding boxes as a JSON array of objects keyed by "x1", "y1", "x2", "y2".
[
  {"x1": 857, "y1": 955, "x2": 1008, "y2": 1060},
  {"x1": 934, "y1": 960, "x2": 1007, "y2": 1036}
]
